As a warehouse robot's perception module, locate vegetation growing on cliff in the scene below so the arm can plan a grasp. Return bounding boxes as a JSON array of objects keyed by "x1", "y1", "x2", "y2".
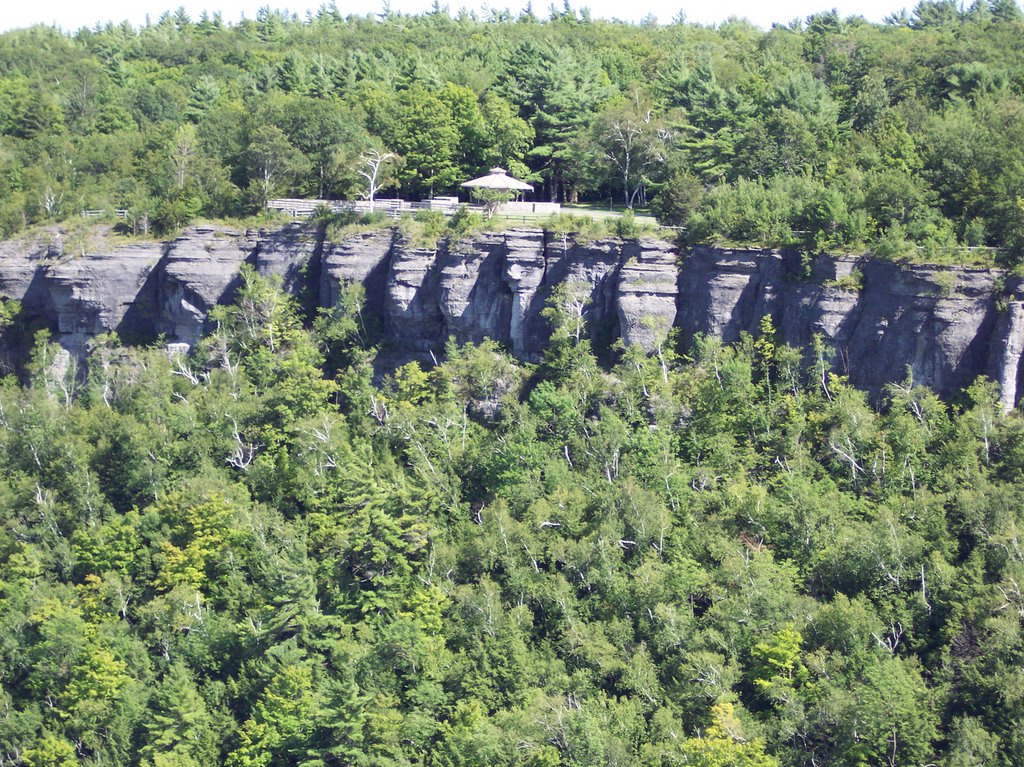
[
  {"x1": 2, "y1": 4, "x2": 1024, "y2": 261},
  {"x1": 0, "y1": 271, "x2": 1023, "y2": 766}
]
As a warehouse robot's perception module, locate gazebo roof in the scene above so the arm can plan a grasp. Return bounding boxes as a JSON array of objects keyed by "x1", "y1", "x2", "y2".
[{"x1": 460, "y1": 167, "x2": 533, "y2": 191}]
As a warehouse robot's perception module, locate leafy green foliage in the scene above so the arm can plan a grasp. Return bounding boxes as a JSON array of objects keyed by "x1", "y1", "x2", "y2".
[
  {"x1": 0, "y1": 270, "x2": 1021, "y2": 766},
  {"x1": 2, "y1": 8, "x2": 1024, "y2": 763},
  {"x1": 1, "y1": 9, "x2": 1024, "y2": 260}
]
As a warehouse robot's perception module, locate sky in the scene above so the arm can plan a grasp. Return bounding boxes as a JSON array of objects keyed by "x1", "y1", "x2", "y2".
[{"x1": 1, "y1": 0, "x2": 911, "y2": 33}]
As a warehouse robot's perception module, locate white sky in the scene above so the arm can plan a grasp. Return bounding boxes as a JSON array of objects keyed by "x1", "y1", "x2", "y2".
[{"x1": 1, "y1": 0, "x2": 912, "y2": 33}]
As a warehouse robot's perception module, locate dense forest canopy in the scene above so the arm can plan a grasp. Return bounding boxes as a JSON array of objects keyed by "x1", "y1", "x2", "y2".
[
  {"x1": 4, "y1": 6, "x2": 1024, "y2": 765},
  {"x1": 2, "y1": 2, "x2": 1024, "y2": 261},
  {"x1": 1, "y1": 267, "x2": 1024, "y2": 766}
]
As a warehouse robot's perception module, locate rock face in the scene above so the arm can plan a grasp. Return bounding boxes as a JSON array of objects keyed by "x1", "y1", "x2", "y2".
[
  {"x1": 319, "y1": 229, "x2": 394, "y2": 311},
  {"x1": 317, "y1": 228, "x2": 678, "y2": 360},
  {"x1": 159, "y1": 224, "x2": 316, "y2": 347},
  {"x1": 617, "y1": 239, "x2": 679, "y2": 351},
  {"x1": 0, "y1": 228, "x2": 165, "y2": 356},
  {"x1": 677, "y1": 247, "x2": 1012, "y2": 404},
  {"x1": 993, "y1": 284, "x2": 1024, "y2": 412},
  {"x1": 501, "y1": 229, "x2": 548, "y2": 356},
  {"x1": 1, "y1": 223, "x2": 1022, "y2": 409},
  {"x1": 159, "y1": 227, "x2": 256, "y2": 347},
  {"x1": 438, "y1": 232, "x2": 513, "y2": 348},
  {"x1": 45, "y1": 244, "x2": 163, "y2": 354}
]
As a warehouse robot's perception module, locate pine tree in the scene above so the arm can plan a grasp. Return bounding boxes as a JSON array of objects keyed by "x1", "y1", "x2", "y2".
[{"x1": 140, "y1": 663, "x2": 219, "y2": 767}]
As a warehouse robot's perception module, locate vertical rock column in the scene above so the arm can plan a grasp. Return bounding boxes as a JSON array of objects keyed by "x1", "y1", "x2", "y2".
[
  {"x1": 253, "y1": 223, "x2": 318, "y2": 294},
  {"x1": 502, "y1": 229, "x2": 548, "y2": 358},
  {"x1": 616, "y1": 238, "x2": 679, "y2": 352},
  {"x1": 46, "y1": 243, "x2": 165, "y2": 356},
  {"x1": 160, "y1": 227, "x2": 258, "y2": 348},
  {"x1": 841, "y1": 265, "x2": 1000, "y2": 400},
  {"x1": 544, "y1": 237, "x2": 627, "y2": 359},
  {"x1": 995, "y1": 301, "x2": 1024, "y2": 412},
  {"x1": 319, "y1": 229, "x2": 396, "y2": 328},
  {"x1": 438, "y1": 232, "x2": 513, "y2": 345},
  {"x1": 385, "y1": 239, "x2": 446, "y2": 350},
  {"x1": 675, "y1": 247, "x2": 785, "y2": 346}
]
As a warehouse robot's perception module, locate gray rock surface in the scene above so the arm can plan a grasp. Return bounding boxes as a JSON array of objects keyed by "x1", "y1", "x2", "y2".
[
  {"x1": 539, "y1": 236, "x2": 625, "y2": 359},
  {"x1": 617, "y1": 238, "x2": 678, "y2": 351},
  {"x1": 252, "y1": 223, "x2": 317, "y2": 293},
  {"x1": 0, "y1": 222, "x2": 1022, "y2": 409},
  {"x1": 676, "y1": 248, "x2": 1011, "y2": 403},
  {"x1": 319, "y1": 229, "x2": 395, "y2": 326},
  {"x1": 0, "y1": 230, "x2": 56, "y2": 313},
  {"x1": 160, "y1": 226, "x2": 255, "y2": 347},
  {"x1": 676, "y1": 247, "x2": 787, "y2": 346},
  {"x1": 385, "y1": 240, "x2": 446, "y2": 351},
  {"x1": 840, "y1": 263, "x2": 999, "y2": 399},
  {"x1": 439, "y1": 232, "x2": 513, "y2": 346},
  {"x1": 45, "y1": 243, "x2": 163, "y2": 354},
  {"x1": 993, "y1": 280, "x2": 1024, "y2": 412},
  {"x1": 501, "y1": 229, "x2": 548, "y2": 356}
]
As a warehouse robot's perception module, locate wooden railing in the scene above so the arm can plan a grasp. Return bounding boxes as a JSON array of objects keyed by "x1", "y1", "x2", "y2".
[
  {"x1": 267, "y1": 198, "x2": 565, "y2": 220},
  {"x1": 81, "y1": 209, "x2": 129, "y2": 220},
  {"x1": 266, "y1": 198, "x2": 478, "y2": 218}
]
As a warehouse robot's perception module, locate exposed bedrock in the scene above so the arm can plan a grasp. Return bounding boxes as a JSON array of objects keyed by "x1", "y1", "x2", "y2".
[
  {"x1": 160, "y1": 223, "x2": 317, "y2": 347},
  {"x1": 45, "y1": 244, "x2": 163, "y2": 355},
  {"x1": 677, "y1": 247, "x2": 1010, "y2": 403},
  {"x1": 993, "y1": 285, "x2": 1024, "y2": 412},
  {"x1": 1, "y1": 224, "x2": 1022, "y2": 408},
  {"x1": 438, "y1": 231, "x2": 513, "y2": 347},
  {"x1": 159, "y1": 226, "x2": 256, "y2": 347},
  {"x1": 0, "y1": 228, "x2": 164, "y2": 356}
]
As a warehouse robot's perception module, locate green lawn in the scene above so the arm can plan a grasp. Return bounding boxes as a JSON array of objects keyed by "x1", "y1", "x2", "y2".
[
  {"x1": 562, "y1": 203, "x2": 658, "y2": 224},
  {"x1": 490, "y1": 204, "x2": 659, "y2": 227}
]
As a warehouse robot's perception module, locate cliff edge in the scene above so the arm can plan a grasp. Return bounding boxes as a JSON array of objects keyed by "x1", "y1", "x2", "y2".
[{"x1": 0, "y1": 223, "x2": 1021, "y2": 410}]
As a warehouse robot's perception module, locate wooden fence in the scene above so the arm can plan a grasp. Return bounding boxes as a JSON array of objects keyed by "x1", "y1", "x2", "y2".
[
  {"x1": 267, "y1": 198, "x2": 564, "y2": 220},
  {"x1": 266, "y1": 198, "x2": 478, "y2": 218},
  {"x1": 81, "y1": 209, "x2": 129, "y2": 220}
]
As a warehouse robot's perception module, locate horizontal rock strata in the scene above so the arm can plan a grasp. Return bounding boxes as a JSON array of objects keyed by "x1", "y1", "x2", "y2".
[{"x1": 0, "y1": 224, "x2": 1021, "y2": 409}]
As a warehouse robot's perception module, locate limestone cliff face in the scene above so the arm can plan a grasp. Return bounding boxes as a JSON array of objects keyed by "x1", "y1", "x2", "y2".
[
  {"x1": 0, "y1": 229, "x2": 165, "y2": 356},
  {"x1": 677, "y1": 247, "x2": 1013, "y2": 404},
  {"x1": 159, "y1": 226, "x2": 256, "y2": 347},
  {"x1": 317, "y1": 228, "x2": 678, "y2": 360},
  {"x1": 1, "y1": 223, "x2": 1022, "y2": 409},
  {"x1": 993, "y1": 286, "x2": 1024, "y2": 412}
]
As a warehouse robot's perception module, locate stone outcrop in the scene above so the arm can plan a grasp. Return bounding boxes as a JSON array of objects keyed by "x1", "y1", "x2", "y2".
[
  {"x1": 317, "y1": 228, "x2": 678, "y2": 360},
  {"x1": 159, "y1": 226, "x2": 256, "y2": 347},
  {"x1": 617, "y1": 239, "x2": 679, "y2": 351},
  {"x1": 438, "y1": 232, "x2": 513, "y2": 348},
  {"x1": 992, "y1": 284, "x2": 1024, "y2": 412},
  {"x1": 501, "y1": 229, "x2": 548, "y2": 356},
  {"x1": 0, "y1": 228, "x2": 165, "y2": 356},
  {"x1": 677, "y1": 247, "x2": 1014, "y2": 404},
  {"x1": 319, "y1": 229, "x2": 394, "y2": 310},
  {"x1": 1, "y1": 223, "x2": 1022, "y2": 409}
]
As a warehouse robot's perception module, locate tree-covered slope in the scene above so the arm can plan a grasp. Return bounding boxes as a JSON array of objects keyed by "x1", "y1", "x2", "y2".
[
  {"x1": 1, "y1": 270, "x2": 1023, "y2": 766},
  {"x1": 3, "y1": 3, "x2": 1024, "y2": 260}
]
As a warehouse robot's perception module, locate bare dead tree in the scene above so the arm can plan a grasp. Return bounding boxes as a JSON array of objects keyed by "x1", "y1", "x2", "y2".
[{"x1": 358, "y1": 149, "x2": 397, "y2": 212}]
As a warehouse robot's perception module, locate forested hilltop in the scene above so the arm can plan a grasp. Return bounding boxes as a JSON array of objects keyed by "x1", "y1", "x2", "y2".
[
  {"x1": 3, "y1": 3, "x2": 1024, "y2": 261},
  {"x1": 4, "y1": 6, "x2": 1024, "y2": 767},
  {"x1": 2, "y1": 266, "x2": 1024, "y2": 766}
]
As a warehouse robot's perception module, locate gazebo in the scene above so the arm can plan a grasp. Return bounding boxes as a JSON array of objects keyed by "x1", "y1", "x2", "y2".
[
  {"x1": 460, "y1": 167, "x2": 533, "y2": 217},
  {"x1": 460, "y1": 167, "x2": 533, "y2": 196}
]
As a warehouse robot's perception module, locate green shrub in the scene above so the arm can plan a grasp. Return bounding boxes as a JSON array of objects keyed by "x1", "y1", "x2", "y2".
[
  {"x1": 360, "y1": 211, "x2": 390, "y2": 226},
  {"x1": 446, "y1": 206, "x2": 486, "y2": 239},
  {"x1": 541, "y1": 213, "x2": 609, "y2": 241},
  {"x1": 614, "y1": 209, "x2": 638, "y2": 238},
  {"x1": 824, "y1": 268, "x2": 864, "y2": 292}
]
